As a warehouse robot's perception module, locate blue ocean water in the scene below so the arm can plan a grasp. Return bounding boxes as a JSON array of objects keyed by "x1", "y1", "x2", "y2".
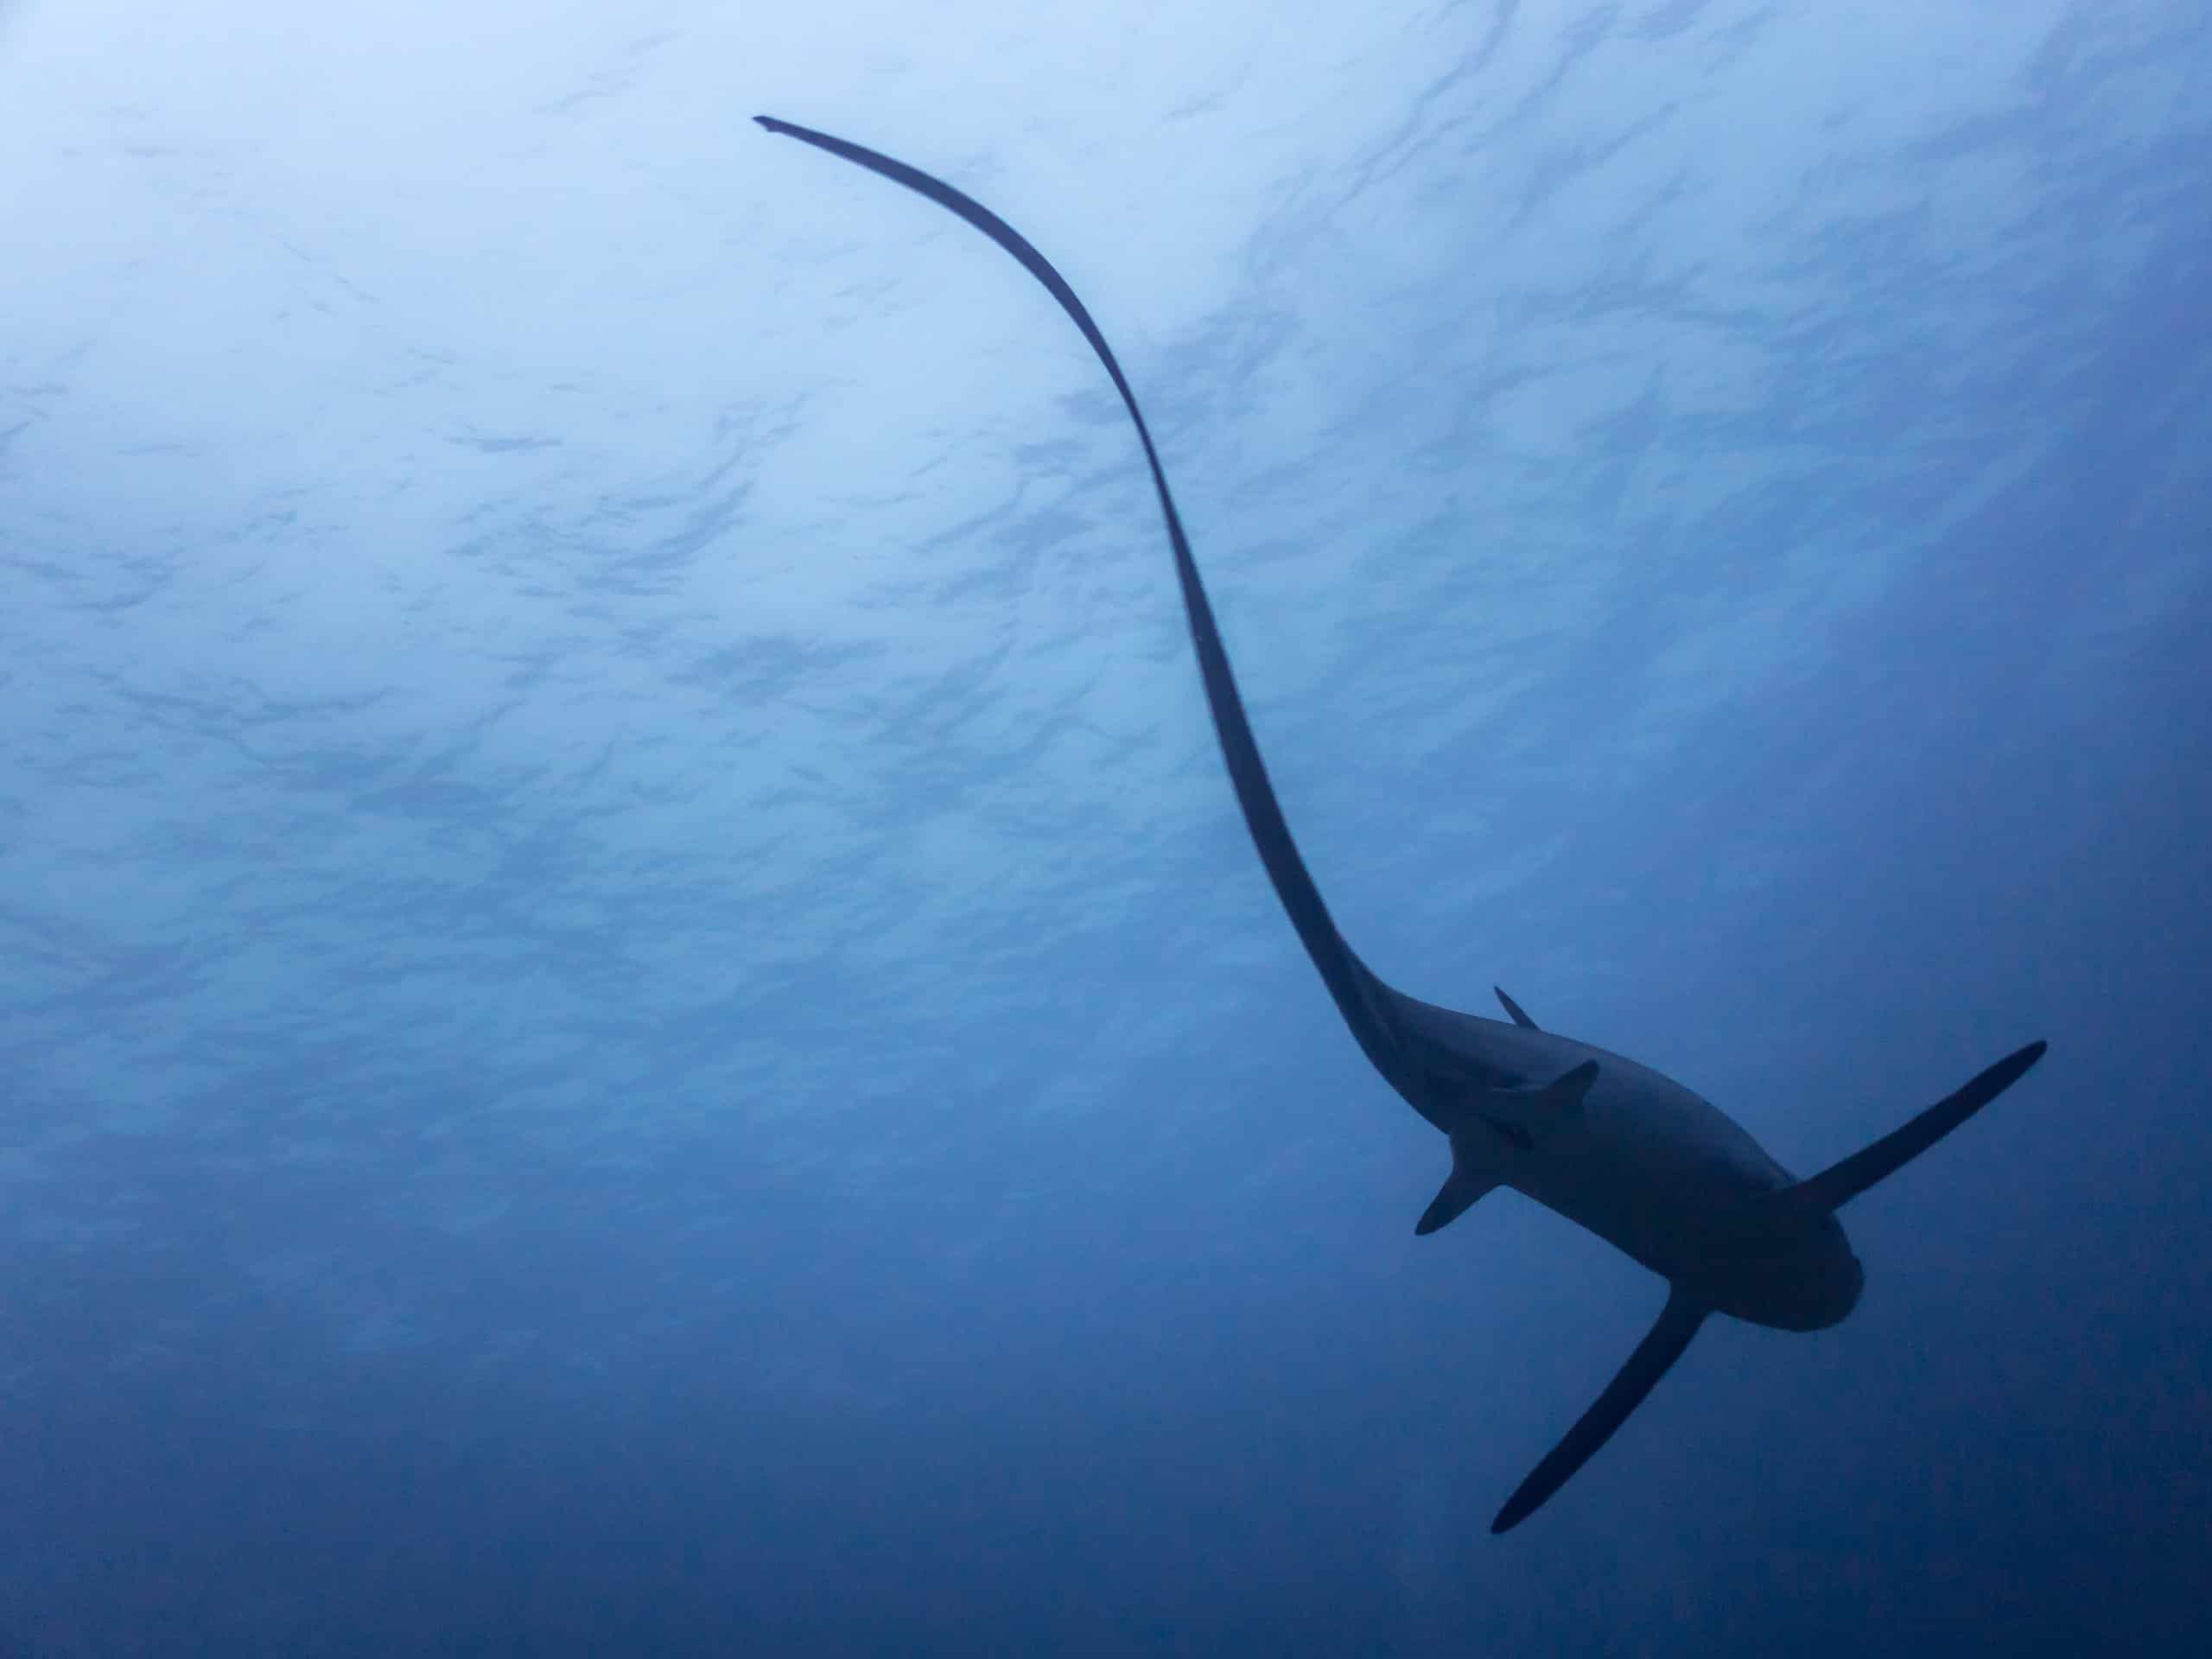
[{"x1": 4, "y1": 3, "x2": 2207, "y2": 1653}]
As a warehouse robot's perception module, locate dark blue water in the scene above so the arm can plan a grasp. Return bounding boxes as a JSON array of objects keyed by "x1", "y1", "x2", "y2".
[{"x1": 6, "y1": 4, "x2": 2207, "y2": 1653}]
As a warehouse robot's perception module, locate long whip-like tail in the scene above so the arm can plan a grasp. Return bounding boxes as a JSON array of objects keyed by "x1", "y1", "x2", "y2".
[{"x1": 756, "y1": 117, "x2": 1402, "y2": 1077}]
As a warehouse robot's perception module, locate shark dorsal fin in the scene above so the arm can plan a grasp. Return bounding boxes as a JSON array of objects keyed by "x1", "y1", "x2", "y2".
[{"x1": 1493, "y1": 985, "x2": 1540, "y2": 1029}]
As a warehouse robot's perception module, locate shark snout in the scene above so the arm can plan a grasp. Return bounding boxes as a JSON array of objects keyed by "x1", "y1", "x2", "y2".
[
  {"x1": 1786, "y1": 1222, "x2": 1865, "y2": 1331},
  {"x1": 1818, "y1": 1246, "x2": 1867, "y2": 1327},
  {"x1": 1700, "y1": 1212, "x2": 1865, "y2": 1331}
]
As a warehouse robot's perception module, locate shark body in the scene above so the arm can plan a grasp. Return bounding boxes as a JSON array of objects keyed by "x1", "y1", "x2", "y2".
[{"x1": 758, "y1": 115, "x2": 2046, "y2": 1533}]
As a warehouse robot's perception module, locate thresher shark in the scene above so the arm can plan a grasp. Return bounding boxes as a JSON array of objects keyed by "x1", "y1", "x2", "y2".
[{"x1": 758, "y1": 116, "x2": 2047, "y2": 1533}]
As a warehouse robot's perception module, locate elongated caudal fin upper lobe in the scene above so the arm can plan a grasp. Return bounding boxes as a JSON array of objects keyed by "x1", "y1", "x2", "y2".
[{"x1": 753, "y1": 115, "x2": 1407, "y2": 1084}]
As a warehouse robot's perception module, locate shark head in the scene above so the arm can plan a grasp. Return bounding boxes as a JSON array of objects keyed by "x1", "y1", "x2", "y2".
[{"x1": 1694, "y1": 1208, "x2": 1866, "y2": 1332}]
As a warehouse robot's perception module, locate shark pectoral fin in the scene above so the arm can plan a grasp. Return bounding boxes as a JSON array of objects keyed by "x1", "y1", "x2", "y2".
[
  {"x1": 1783, "y1": 1039, "x2": 2048, "y2": 1214},
  {"x1": 1475, "y1": 1060, "x2": 1599, "y2": 1135},
  {"x1": 1491, "y1": 1287, "x2": 1709, "y2": 1534},
  {"x1": 1493, "y1": 985, "x2": 1540, "y2": 1029},
  {"x1": 1414, "y1": 1133, "x2": 1503, "y2": 1236}
]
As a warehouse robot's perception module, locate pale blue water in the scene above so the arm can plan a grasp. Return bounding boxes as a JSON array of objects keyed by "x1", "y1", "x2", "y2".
[{"x1": 5, "y1": 3, "x2": 2208, "y2": 1653}]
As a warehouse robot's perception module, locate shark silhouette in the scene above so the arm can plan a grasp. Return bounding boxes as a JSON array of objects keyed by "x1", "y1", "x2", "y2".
[{"x1": 758, "y1": 116, "x2": 2048, "y2": 1533}]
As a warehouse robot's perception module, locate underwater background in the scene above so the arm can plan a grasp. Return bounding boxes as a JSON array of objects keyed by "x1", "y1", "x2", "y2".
[{"x1": 4, "y1": 2, "x2": 2208, "y2": 1653}]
